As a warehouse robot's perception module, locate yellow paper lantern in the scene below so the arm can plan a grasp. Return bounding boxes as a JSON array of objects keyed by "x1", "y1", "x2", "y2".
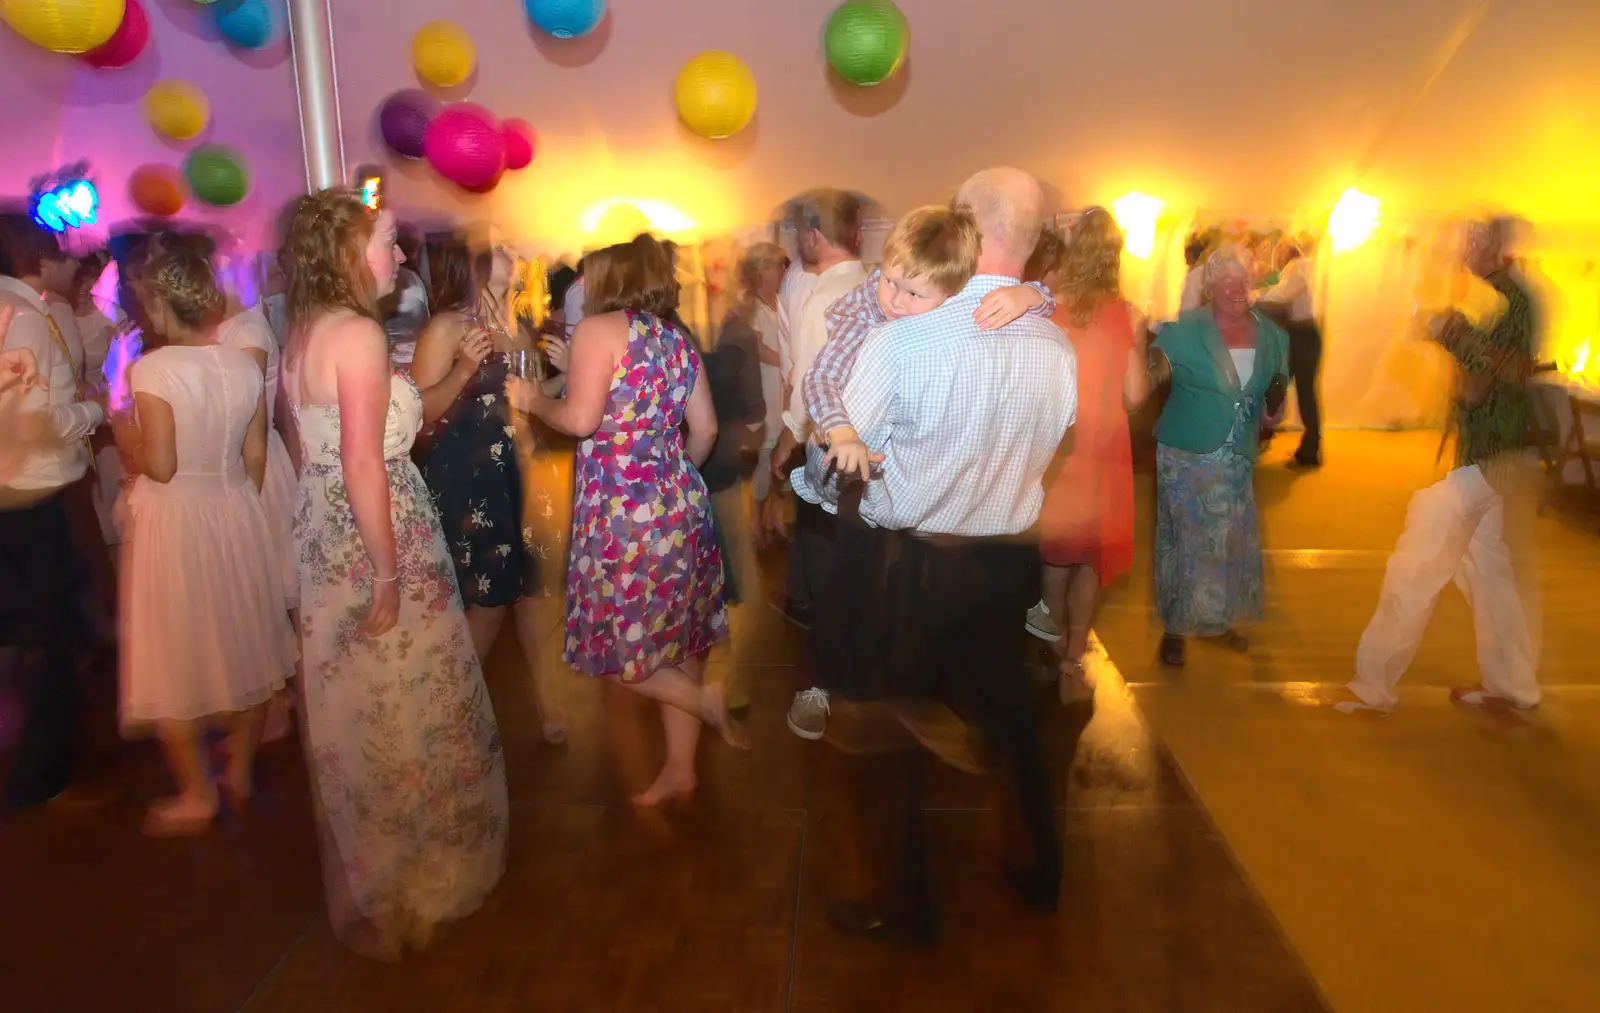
[
  {"x1": 412, "y1": 20, "x2": 475, "y2": 89},
  {"x1": 674, "y1": 51, "x2": 757, "y2": 140},
  {"x1": 144, "y1": 80, "x2": 209, "y2": 142},
  {"x1": 0, "y1": 0, "x2": 125, "y2": 53}
]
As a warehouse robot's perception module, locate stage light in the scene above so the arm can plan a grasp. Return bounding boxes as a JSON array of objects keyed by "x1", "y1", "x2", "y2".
[
  {"x1": 1328, "y1": 188, "x2": 1380, "y2": 252},
  {"x1": 30, "y1": 178, "x2": 99, "y2": 234},
  {"x1": 578, "y1": 198, "x2": 697, "y2": 237},
  {"x1": 1111, "y1": 192, "x2": 1163, "y2": 259}
]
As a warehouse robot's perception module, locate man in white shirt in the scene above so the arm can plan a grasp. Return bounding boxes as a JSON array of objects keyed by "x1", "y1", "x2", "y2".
[
  {"x1": 1254, "y1": 240, "x2": 1322, "y2": 466},
  {"x1": 0, "y1": 213, "x2": 105, "y2": 809},
  {"x1": 766, "y1": 190, "x2": 865, "y2": 631},
  {"x1": 816, "y1": 169, "x2": 1075, "y2": 941}
]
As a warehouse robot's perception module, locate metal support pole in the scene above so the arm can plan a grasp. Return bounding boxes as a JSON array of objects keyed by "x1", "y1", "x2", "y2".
[{"x1": 286, "y1": 0, "x2": 346, "y2": 192}]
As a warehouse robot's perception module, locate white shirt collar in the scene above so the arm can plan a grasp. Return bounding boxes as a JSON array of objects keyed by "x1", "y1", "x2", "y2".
[{"x1": 0, "y1": 274, "x2": 47, "y2": 308}]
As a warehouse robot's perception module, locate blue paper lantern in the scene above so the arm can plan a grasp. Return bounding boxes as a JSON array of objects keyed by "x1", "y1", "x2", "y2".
[
  {"x1": 212, "y1": 0, "x2": 273, "y2": 50},
  {"x1": 524, "y1": 0, "x2": 605, "y2": 39}
]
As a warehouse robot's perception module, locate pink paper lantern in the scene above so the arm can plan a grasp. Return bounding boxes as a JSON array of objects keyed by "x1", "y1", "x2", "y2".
[
  {"x1": 503, "y1": 119, "x2": 535, "y2": 171},
  {"x1": 424, "y1": 103, "x2": 506, "y2": 190},
  {"x1": 82, "y1": 0, "x2": 149, "y2": 69}
]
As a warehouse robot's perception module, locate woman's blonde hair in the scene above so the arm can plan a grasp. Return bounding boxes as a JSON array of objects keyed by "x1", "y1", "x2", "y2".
[
  {"x1": 281, "y1": 188, "x2": 379, "y2": 360},
  {"x1": 584, "y1": 233, "x2": 680, "y2": 318},
  {"x1": 139, "y1": 243, "x2": 225, "y2": 331},
  {"x1": 1200, "y1": 241, "x2": 1251, "y2": 301},
  {"x1": 881, "y1": 205, "x2": 980, "y2": 297},
  {"x1": 730, "y1": 241, "x2": 788, "y2": 323},
  {"x1": 1059, "y1": 207, "x2": 1123, "y2": 328}
]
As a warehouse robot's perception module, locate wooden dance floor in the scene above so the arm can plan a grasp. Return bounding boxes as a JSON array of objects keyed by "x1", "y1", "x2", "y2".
[{"x1": 4, "y1": 431, "x2": 1599, "y2": 1012}]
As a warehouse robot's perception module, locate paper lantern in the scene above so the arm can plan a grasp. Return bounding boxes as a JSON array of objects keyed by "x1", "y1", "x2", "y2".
[
  {"x1": 424, "y1": 103, "x2": 506, "y2": 190},
  {"x1": 129, "y1": 165, "x2": 186, "y2": 217},
  {"x1": 0, "y1": 0, "x2": 125, "y2": 53},
  {"x1": 503, "y1": 119, "x2": 535, "y2": 170},
  {"x1": 81, "y1": 0, "x2": 147, "y2": 68},
  {"x1": 523, "y1": 0, "x2": 604, "y2": 39},
  {"x1": 412, "y1": 21, "x2": 474, "y2": 88},
  {"x1": 211, "y1": 0, "x2": 272, "y2": 50},
  {"x1": 182, "y1": 145, "x2": 249, "y2": 207},
  {"x1": 824, "y1": 0, "x2": 908, "y2": 86},
  {"x1": 144, "y1": 80, "x2": 209, "y2": 141},
  {"x1": 674, "y1": 51, "x2": 757, "y2": 140},
  {"x1": 379, "y1": 90, "x2": 439, "y2": 160}
]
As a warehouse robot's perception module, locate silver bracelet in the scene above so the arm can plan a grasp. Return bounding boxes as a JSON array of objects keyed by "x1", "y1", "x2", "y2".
[{"x1": 373, "y1": 573, "x2": 398, "y2": 583}]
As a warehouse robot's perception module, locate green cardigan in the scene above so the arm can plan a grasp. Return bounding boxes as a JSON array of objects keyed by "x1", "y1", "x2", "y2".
[{"x1": 1152, "y1": 307, "x2": 1290, "y2": 462}]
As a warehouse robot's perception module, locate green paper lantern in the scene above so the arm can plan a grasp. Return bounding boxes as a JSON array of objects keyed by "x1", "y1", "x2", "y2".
[
  {"x1": 824, "y1": 0, "x2": 908, "y2": 87},
  {"x1": 182, "y1": 145, "x2": 249, "y2": 207}
]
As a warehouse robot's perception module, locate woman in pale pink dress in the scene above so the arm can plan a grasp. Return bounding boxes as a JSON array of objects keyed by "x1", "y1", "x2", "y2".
[{"x1": 109, "y1": 246, "x2": 296, "y2": 836}]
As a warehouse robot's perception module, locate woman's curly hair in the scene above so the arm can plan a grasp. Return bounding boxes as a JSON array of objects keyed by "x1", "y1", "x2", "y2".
[
  {"x1": 281, "y1": 188, "x2": 379, "y2": 362},
  {"x1": 1060, "y1": 206, "x2": 1123, "y2": 328}
]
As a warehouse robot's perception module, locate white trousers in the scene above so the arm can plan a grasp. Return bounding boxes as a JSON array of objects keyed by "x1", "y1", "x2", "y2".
[{"x1": 1350, "y1": 463, "x2": 1540, "y2": 710}]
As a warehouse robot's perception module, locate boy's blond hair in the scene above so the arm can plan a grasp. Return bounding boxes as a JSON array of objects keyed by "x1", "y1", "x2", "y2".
[{"x1": 881, "y1": 204, "x2": 980, "y2": 297}]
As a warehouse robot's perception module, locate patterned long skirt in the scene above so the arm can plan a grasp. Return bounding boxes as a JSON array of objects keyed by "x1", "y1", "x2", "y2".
[{"x1": 1153, "y1": 443, "x2": 1264, "y2": 637}]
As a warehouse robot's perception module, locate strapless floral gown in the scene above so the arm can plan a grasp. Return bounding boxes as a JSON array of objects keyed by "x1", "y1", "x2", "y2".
[{"x1": 290, "y1": 371, "x2": 507, "y2": 961}]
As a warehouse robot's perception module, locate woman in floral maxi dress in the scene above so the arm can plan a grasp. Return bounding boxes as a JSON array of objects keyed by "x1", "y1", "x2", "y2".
[
  {"x1": 281, "y1": 191, "x2": 507, "y2": 961},
  {"x1": 507, "y1": 234, "x2": 746, "y2": 807}
]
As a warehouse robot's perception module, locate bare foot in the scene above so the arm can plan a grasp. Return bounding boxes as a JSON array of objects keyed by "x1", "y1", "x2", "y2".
[
  {"x1": 631, "y1": 769, "x2": 697, "y2": 807},
  {"x1": 221, "y1": 767, "x2": 254, "y2": 810},
  {"x1": 702, "y1": 683, "x2": 752, "y2": 750},
  {"x1": 142, "y1": 793, "x2": 217, "y2": 838}
]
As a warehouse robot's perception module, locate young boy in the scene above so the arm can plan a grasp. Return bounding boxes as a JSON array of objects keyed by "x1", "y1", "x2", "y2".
[{"x1": 785, "y1": 203, "x2": 1057, "y2": 740}]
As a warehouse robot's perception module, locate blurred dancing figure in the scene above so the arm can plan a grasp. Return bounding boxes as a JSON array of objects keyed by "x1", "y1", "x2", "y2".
[
  {"x1": 817, "y1": 168, "x2": 1075, "y2": 940},
  {"x1": 111, "y1": 246, "x2": 295, "y2": 835},
  {"x1": 1027, "y1": 209, "x2": 1148, "y2": 700},
  {"x1": 1338, "y1": 217, "x2": 1539, "y2": 715},
  {"x1": 282, "y1": 190, "x2": 507, "y2": 960},
  {"x1": 1148, "y1": 244, "x2": 1290, "y2": 668},
  {"x1": 1254, "y1": 239, "x2": 1323, "y2": 467},
  {"x1": 505, "y1": 235, "x2": 745, "y2": 808},
  {"x1": 412, "y1": 237, "x2": 566, "y2": 743},
  {"x1": 0, "y1": 214, "x2": 105, "y2": 810}
]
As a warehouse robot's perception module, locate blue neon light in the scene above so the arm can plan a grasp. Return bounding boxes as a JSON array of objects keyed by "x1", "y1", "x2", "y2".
[{"x1": 31, "y1": 180, "x2": 99, "y2": 234}]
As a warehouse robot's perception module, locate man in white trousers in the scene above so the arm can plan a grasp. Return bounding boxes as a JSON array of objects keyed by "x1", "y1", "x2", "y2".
[{"x1": 1335, "y1": 217, "x2": 1540, "y2": 716}]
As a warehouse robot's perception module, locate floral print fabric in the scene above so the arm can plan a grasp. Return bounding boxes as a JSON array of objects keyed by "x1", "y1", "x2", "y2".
[
  {"x1": 292, "y1": 372, "x2": 508, "y2": 960},
  {"x1": 417, "y1": 349, "x2": 538, "y2": 607},
  {"x1": 563, "y1": 311, "x2": 728, "y2": 683},
  {"x1": 1153, "y1": 440, "x2": 1264, "y2": 637}
]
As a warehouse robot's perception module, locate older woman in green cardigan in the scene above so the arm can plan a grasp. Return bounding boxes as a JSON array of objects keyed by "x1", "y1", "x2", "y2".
[{"x1": 1149, "y1": 245, "x2": 1290, "y2": 667}]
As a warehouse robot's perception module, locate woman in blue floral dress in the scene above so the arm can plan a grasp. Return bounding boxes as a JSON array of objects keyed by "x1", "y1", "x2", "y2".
[
  {"x1": 1149, "y1": 244, "x2": 1289, "y2": 668},
  {"x1": 506, "y1": 235, "x2": 746, "y2": 806}
]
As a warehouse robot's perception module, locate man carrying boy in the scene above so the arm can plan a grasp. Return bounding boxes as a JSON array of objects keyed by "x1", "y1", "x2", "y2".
[{"x1": 783, "y1": 204, "x2": 1056, "y2": 740}]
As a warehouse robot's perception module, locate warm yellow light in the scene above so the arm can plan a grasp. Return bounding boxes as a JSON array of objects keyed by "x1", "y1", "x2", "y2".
[
  {"x1": 1328, "y1": 188, "x2": 1380, "y2": 252},
  {"x1": 1111, "y1": 192, "x2": 1164, "y2": 259},
  {"x1": 578, "y1": 198, "x2": 698, "y2": 239}
]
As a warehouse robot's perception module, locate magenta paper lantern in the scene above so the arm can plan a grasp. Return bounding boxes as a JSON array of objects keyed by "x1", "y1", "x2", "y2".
[
  {"x1": 424, "y1": 103, "x2": 506, "y2": 190},
  {"x1": 502, "y1": 119, "x2": 535, "y2": 171},
  {"x1": 379, "y1": 90, "x2": 439, "y2": 160},
  {"x1": 82, "y1": 0, "x2": 149, "y2": 68}
]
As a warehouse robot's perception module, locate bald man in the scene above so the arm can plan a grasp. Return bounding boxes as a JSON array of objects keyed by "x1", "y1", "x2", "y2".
[{"x1": 815, "y1": 168, "x2": 1077, "y2": 940}]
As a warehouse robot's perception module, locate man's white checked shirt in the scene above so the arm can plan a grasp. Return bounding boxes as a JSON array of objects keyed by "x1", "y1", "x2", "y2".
[{"x1": 842, "y1": 274, "x2": 1077, "y2": 537}]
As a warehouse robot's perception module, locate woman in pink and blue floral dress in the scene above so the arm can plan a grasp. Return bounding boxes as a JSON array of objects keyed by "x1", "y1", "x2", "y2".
[
  {"x1": 507, "y1": 235, "x2": 747, "y2": 806},
  {"x1": 281, "y1": 191, "x2": 506, "y2": 960}
]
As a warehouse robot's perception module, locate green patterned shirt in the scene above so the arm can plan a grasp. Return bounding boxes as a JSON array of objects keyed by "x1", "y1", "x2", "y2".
[{"x1": 1438, "y1": 270, "x2": 1535, "y2": 470}]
